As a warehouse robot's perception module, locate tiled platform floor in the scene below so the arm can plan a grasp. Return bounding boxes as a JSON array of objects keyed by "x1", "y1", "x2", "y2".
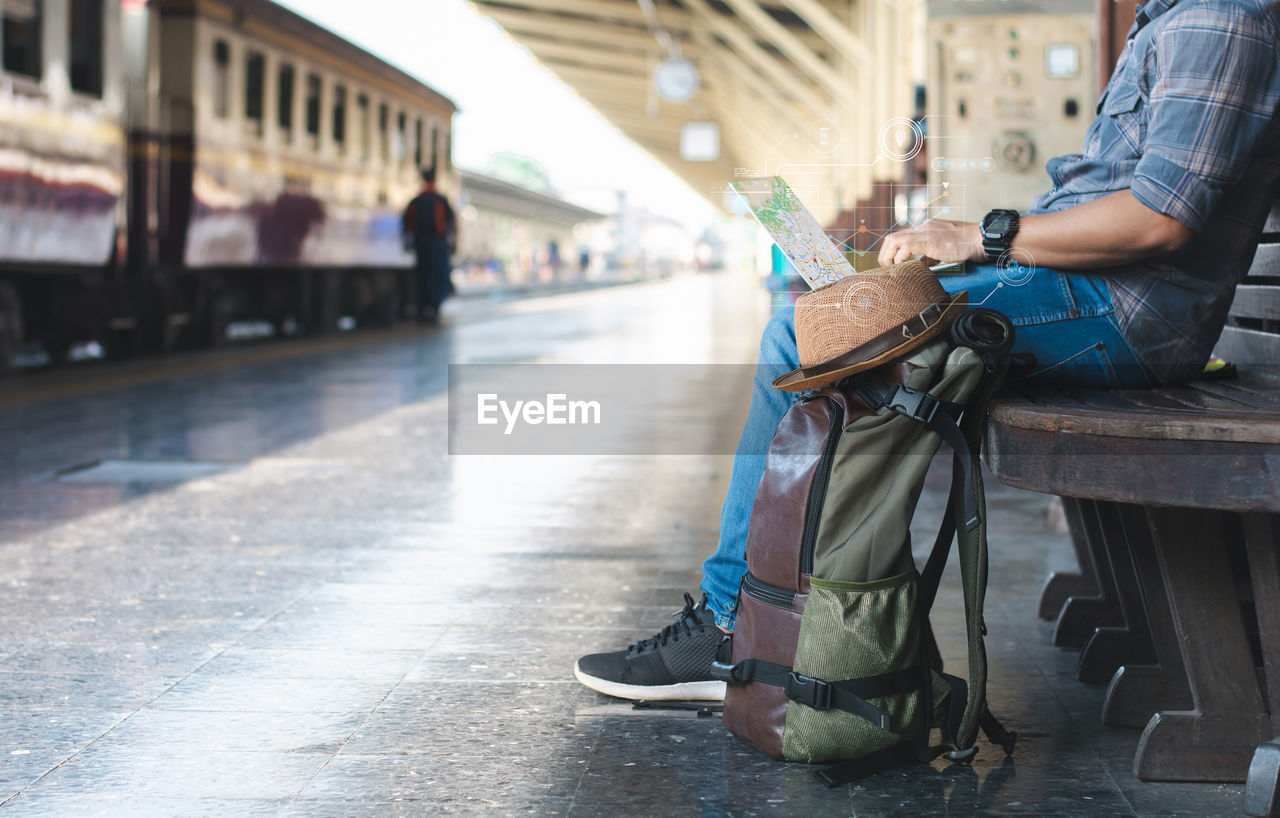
[{"x1": 0, "y1": 273, "x2": 1249, "y2": 815}]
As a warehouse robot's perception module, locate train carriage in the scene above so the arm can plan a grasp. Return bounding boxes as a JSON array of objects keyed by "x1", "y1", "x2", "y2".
[
  {"x1": 0, "y1": 0, "x2": 127, "y2": 364},
  {"x1": 0, "y1": 0, "x2": 456, "y2": 366}
]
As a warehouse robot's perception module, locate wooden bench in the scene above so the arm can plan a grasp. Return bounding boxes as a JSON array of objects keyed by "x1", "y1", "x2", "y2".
[{"x1": 983, "y1": 198, "x2": 1280, "y2": 807}]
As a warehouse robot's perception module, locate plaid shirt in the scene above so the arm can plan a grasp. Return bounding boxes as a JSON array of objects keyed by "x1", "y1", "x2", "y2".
[{"x1": 1027, "y1": 0, "x2": 1280, "y2": 383}]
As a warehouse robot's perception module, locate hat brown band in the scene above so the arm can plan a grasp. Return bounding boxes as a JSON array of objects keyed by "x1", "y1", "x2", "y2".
[{"x1": 781, "y1": 295, "x2": 963, "y2": 386}]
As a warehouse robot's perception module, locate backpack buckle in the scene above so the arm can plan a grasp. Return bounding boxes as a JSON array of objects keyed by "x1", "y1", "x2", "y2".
[
  {"x1": 785, "y1": 672, "x2": 832, "y2": 710},
  {"x1": 885, "y1": 384, "x2": 939, "y2": 424},
  {"x1": 710, "y1": 660, "x2": 742, "y2": 684}
]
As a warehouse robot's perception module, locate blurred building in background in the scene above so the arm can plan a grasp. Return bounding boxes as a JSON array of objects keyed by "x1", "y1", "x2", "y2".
[{"x1": 455, "y1": 167, "x2": 604, "y2": 289}]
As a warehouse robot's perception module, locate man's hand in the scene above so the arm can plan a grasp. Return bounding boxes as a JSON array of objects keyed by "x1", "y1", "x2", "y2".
[{"x1": 877, "y1": 220, "x2": 986, "y2": 267}]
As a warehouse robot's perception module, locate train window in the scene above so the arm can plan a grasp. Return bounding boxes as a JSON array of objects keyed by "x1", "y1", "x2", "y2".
[
  {"x1": 395, "y1": 111, "x2": 407, "y2": 165},
  {"x1": 68, "y1": 0, "x2": 103, "y2": 96},
  {"x1": 213, "y1": 39, "x2": 230, "y2": 118},
  {"x1": 357, "y1": 94, "x2": 370, "y2": 162},
  {"x1": 305, "y1": 73, "x2": 321, "y2": 150},
  {"x1": 244, "y1": 50, "x2": 265, "y2": 136},
  {"x1": 378, "y1": 102, "x2": 389, "y2": 163},
  {"x1": 2, "y1": 0, "x2": 43, "y2": 80},
  {"x1": 332, "y1": 85, "x2": 347, "y2": 155},
  {"x1": 277, "y1": 63, "x2": 295, "y2": 140},
  {"x1": 414, "y1": 118, "x2": 423, "y2": 169}
]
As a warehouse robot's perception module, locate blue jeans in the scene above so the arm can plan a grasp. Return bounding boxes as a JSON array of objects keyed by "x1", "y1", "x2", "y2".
[{"x1": 699, "y1": 265, "x2": 1159, "y2": 629}]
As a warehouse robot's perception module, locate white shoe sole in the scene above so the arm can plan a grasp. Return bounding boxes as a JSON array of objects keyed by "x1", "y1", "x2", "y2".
[{"x1": 573, "y1": 661, "x2": 726, "y2": 701}]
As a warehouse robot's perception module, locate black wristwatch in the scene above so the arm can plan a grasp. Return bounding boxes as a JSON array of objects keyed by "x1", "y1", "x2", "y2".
[{"x1": 980, "y1": 209, "x2": 1021, "y2": 264}]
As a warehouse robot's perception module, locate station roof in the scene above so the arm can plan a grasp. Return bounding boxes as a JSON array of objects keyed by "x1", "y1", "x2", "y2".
[
  {"x1": 460, "y1": 169, "x2": 606, "y2": 225},
  {"x1": 471, "y1": 0, "x2": 921, "y2": 213}
]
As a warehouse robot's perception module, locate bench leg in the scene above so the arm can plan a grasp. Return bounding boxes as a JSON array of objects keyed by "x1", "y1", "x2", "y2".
[
  {"x1": 1247, "y1": 741, "x2": 1280, "y2": 817},
  {"x1": 1244, "y1": 513, "x2": 1280, "y2": 815},
  {"x1": 1077, "y1": 502, "x2": 1158, "y2": 684},
  {"x1": 1054, "y1": 499, "x2": 1126, "y2": 650},
  {"x1": 1135, "y1": 507, "x2": 1268, "y2": 782},
  {"x1": 1101, "y1": 504, "x2": 1192, "y2": 728},
  {"x1": 1038, "y1": 496, "x2": 1099, "y2": 620}
]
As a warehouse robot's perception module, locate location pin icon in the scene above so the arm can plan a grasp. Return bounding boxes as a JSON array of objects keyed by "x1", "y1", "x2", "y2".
[{"x1": 895, "y1": 130, "x2": 908, "y2": 147}]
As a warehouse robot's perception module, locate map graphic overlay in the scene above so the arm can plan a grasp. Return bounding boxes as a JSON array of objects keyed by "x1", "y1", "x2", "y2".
[{"x1": 730, "y1": 176, "x2": 854, "y2": 289}]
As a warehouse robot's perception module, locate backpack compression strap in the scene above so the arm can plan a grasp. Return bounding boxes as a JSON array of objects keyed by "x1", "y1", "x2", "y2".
[{"x1": 709, "y1": 657, "x2": 921, "y2": 732}]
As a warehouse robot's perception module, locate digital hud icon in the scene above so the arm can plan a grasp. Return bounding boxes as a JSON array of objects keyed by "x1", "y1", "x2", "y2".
[{"x1": 729, "y1": 177, "x2": 855, "y2": 290}]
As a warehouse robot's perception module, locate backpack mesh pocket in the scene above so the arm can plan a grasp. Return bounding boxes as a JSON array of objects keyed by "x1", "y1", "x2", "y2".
[{"x1": 782, "y1": 572, "x2": 926, "y2": 762}]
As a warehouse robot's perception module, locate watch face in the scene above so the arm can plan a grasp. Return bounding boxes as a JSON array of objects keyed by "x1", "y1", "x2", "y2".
[{"x1": 984, "y1": 214, "x2": 1012, "y2": 237}]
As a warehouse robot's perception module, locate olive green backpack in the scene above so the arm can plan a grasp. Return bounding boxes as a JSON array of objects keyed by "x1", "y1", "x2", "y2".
[{"x1": 712, "y1": 310, "x2": 1018, "y2": 786}]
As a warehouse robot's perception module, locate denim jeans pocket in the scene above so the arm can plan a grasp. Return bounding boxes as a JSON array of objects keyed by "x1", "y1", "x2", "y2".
[{"x1": 1022, "y1": 340, "x2": 1120, "y2": 388}]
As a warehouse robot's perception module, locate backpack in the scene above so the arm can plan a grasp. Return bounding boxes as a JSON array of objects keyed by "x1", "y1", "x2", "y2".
[{"x1": 711, "y1": 308, "x2": 1019, "y2": 786}]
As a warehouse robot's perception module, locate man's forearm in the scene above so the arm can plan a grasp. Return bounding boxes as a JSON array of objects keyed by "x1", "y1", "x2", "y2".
[
  {"x1": 878, "y1": 190, "x2": 1195, "y2": 269},
  {"x1": 1009, "y1": 190, "x2": 1195, "y2": 268}
]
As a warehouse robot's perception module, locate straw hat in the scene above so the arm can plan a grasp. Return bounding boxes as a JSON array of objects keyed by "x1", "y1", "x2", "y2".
[{"x1": 772, "y1": 260, "x2": 968, "y2": 392}]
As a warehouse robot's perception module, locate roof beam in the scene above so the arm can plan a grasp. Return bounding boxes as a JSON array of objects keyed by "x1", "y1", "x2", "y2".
[
  {"x1": 697, "y1": 56, "x2": 802, "y2": 147},
  {"x1": 678, "y1": 0, "x2": 829, "y2": 119},
  {"x1": 703, "y1": 83, "x2": 795, "y2": 169},
  {"x1": 523, "y1": 40, "x2": 658, "y2": 73},
  {"x1": 552, "y1": 64, "x2": 660, "y2": 90},
  {"x1": 472, "y1": 0, "x2": 698, "y2": 35},
  {"x1": 720, "y1": 0, "x2": 853, "y2": 98},
  {"x1": 477, "y1": 6, "x2": 673, "y2": 54},
  {"x1": 775, "y1": 0, "x2": 869, "y2": 71},
  {"x1": 687, "y1": 27, "x2": 814, "y2": 134}
]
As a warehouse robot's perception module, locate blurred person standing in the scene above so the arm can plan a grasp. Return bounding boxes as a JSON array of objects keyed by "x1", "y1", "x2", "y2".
[{"x1": 402, "y1": 168, "x2": 456, "y2": 324}]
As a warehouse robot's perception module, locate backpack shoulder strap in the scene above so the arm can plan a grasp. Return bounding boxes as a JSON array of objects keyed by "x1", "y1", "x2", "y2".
[{"x1": 947, "y1": 321, "x2": 1013, "y2": 749}]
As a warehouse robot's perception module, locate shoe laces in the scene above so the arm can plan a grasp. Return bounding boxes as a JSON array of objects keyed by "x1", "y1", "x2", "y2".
[{"x1": 627, "y1": 593, "x2": 707, "y2": 656}]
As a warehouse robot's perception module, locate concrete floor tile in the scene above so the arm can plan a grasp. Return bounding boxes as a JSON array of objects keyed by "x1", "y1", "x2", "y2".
[
  {"x1": 297, "y1": 753, "x2": 585, "y2": 806},
  {"x1": 89, "y1": 709, "x2": 366, "y2": 754},
  {"x1": 0, "y1": 794, "x2": 286, "y2": 817},
  {"x1": 234, "y1": 621, "x2": 448, "y2": 653},
  {"x1": 281, "y1": 797, "x2": 575, "y2": 817},
  {"x1": 341, "y1": 707, "x2": 594, "y2": 758},
  {"x1": 0, "y1": 673, "x2": 178, "y2": 710},
  {"x1": 146, "y1": 675, "x2": 398, "y2": 714},
  {"x1": 191, "y1": 647, "x2": 423, "y2": 681},
  {"x1": 0, "y1": 642, "x2": 221, "y2": 677},
  {"x1": 20, "y1": 746, "x2": 329, "y2": 800}
]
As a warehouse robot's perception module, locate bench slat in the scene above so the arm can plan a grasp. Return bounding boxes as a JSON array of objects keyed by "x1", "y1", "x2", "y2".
[
  {"x1": 1247, "y1": 243, "x2": 1280, "y2": 278},
  {"x1": 1110, "y1": 386, "x2": 1237, "y2": 412},
  {"x1": 989, "y1": 396, "x2": 1280, "y2": 442},
  {"x1": 1009, "y1": 382, "x2": 1269, "y2": 413},
  {"x1": 1265, "y1": 200, "x2": 1280, "y2": 235},
  {"x1": 1214, "y1": 325, "x2": 1280, "y2": 371},
  {"x1": 1062, "y1": 387, "x2": 1148, "y2": 411},
  {"x1": 984, "y1": 421, "x2": 1280, "y2": 510},
  {"x1": 1229, "y1": 284, "x2": 1280, "y2": 321},
  {"x1": 1186, "y1": 379, "x2": 1280, "y2": 411}
]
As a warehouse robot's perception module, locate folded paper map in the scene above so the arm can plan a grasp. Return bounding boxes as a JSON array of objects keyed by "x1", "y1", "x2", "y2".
[{"x1": 730, "y1": 176, "x2": 854, "y2": 289}]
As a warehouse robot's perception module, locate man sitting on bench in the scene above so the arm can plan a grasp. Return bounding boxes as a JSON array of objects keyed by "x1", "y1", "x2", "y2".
[{"x1": 575, "y1": 0, "x2": 1280, "y2": 702}]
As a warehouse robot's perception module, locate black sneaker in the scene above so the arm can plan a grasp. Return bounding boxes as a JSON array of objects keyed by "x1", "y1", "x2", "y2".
[{"x1": 574, "y1": 593, "x2": 726, "y2": 701}]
